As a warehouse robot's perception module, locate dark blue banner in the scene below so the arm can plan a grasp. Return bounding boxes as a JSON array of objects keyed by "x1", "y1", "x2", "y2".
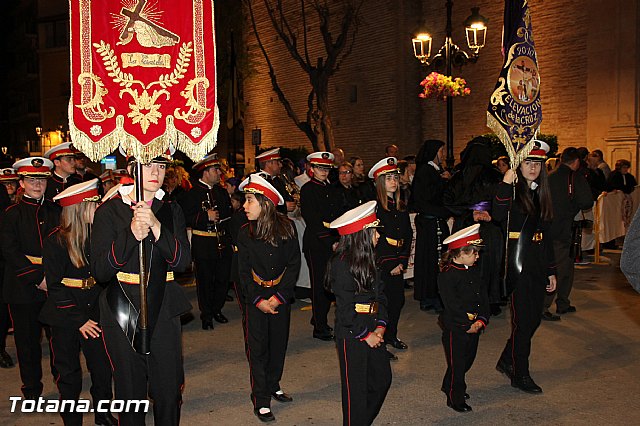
[{"x1": 487, "y1": 0, "x2": 541, "y2": 167}]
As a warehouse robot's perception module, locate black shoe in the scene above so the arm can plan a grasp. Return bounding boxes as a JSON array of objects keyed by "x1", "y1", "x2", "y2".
[
  {"x1": 386, "y1": 349, "x2": 398, "y2": 361},
  {"x1": 496, "y1": 359, "x2": 514, "y2": 380},
  {"x1": 95, "y1": 413, "x2": 118, "y2": 426},
  {"x1": 420, "y1": 303, "x2": 433, "y2": 312},
  {"x1": 0, "y1": 350, "x2": 14, "y2": 368},
  {"x1": 271, "y1": 391, "x2": 293, "y2": 403},
  {"x1": 446, "y1": 397, "x2": 472, "y2": 413},
  {"x1": 313, "y1": 330, "x2": 334, "y2": 341},
  {"x1": 557, "y1": 305, "x2": 577, "y2": 314},
  {"x1": 202, "y1": 320, "x2": 214, "y2": 330},
  {"x1": 511, "y1": 375, "x2": 543, "y2": 393},
  {"x1": 254, "y1": 408, "x2": 276, "y2": 422},
  {"x1": 542, "y1": 311, "x2": 561, "y2": 321},
  {"x1": 389, "y1": 339, "x2": 408, "y2": 350},
  {"x1": 490, "y1": 304, "x2": 502, "y2": 316},
  {"x1": 441, "y1": 387, "x2": 470, "y2": 400},
  {"x1": 213, "y1": 313, "x2": 229, "y2": 324}
]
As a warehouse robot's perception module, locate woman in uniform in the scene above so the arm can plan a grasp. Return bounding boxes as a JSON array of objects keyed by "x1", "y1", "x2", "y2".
[
  {"x1": 40, "y1": 179, "x2": 116, "y2": 426},
  {"x1": 326, "y1": 200, "x2": 392, "y2": 426},
  {"x1": 237, "y1": 173, "x2": 301, "y2": 422},
  {"x1": 91, "y1": 151, "x2": 192, "y2": 425},
  {"x1": 493, "y1": 141, "x2": 557, "y2": 394},
  {"x1": 369, "y1": 157, "x2": 412, "y2": 359}
]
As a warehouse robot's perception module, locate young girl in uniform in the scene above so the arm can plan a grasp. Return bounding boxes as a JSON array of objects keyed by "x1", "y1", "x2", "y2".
[
  {"x1": 39, "y1": 179, "x2": 116, "y2": 426},
  {"x1": 370, "y1": 157, "x2": 413, "y2": 360},
  {"x1": 438, "y1": 223, "x2": 489, "y2": 413},
  {"x1": 325, "y1": 200, "x2": 392, "y2": 426},
  {"x1": 237, "y1": 173, "x2": 301, "y2": 422}
]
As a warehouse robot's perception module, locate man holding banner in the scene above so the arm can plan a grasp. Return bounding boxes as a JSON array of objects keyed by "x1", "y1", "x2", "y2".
[
  {"x1": 69, "y1": 0, "x2": 219, "y2": 423},
  {"x1": 487, "y1": 0, "x2": 557, "y2": 394}
]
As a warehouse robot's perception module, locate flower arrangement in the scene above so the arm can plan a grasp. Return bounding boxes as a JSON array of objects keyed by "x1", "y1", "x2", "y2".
[{"x1": 419, "y1": 72, "x2": 471, "y2": 100}]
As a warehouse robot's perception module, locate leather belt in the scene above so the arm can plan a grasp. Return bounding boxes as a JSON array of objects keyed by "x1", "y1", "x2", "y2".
[
  {"x1": 323, "y1": 221, "x2": 331, "y2": 228},
  {"x1": 467, "y1": 312, "x2": 478, "y2": 321},
  {"x1": 192, "y1": 229, "x2": 224, "y2": 237},
  {"x1": 355, "y1": 302, "x2": 379, "y2": 314},
  {"x1": 61, "y1": 277, "x2": 96, "y2": 290},
  {"x1": 26, "y1": 255, "x2": 42, "y2": 265},
  {"x1": 116, "y1": 271, "x2": 175, "y2": 284},
  {"x1": 385, "y1": 237, "x2": 404, "y2": 247},
  {"x1": 508, "y1": 231, "x2": 543, "y2": 242},
  {"x1": 232, "y1": 245, "x2": 238, "y2": 253},
  {"x1": 251, "y1": 269, "x2": 285, "y2": 288}
]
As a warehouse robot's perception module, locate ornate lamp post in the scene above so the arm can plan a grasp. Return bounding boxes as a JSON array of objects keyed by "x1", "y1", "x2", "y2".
[{"x1": 412, "y1": 1, "x2": 488, "y2": 168}]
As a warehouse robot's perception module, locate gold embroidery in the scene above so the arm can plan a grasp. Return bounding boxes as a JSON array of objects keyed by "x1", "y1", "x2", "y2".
[
  {"x1": 75, "y1": 73, "x2": 116, "y2": 122},
  {"x1": 122, "y1": 53, "x2": 172, "y2": 69}
]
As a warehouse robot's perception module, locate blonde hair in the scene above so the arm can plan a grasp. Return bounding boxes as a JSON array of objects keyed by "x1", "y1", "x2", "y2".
[{"x1": 57, "y1": 202, "x2": 93, "y2": 268}]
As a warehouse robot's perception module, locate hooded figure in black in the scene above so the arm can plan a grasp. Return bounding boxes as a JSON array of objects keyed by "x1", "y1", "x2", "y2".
[
  {"x1": 444, "y1": 137, "x2": 505, "y2": 313},
  {"x1": 409, "y1": 139, "x2": 451, "y2": 311}
]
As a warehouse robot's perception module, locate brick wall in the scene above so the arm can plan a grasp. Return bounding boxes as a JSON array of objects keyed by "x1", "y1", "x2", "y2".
[{"x1": 243, "y1": 0, "x2": 595, "y2": 171}]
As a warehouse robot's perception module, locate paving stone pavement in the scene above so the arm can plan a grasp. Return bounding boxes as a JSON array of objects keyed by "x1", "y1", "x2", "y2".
[{"x1": 1, "y1": 252, "x2": 639, "y2": 425}]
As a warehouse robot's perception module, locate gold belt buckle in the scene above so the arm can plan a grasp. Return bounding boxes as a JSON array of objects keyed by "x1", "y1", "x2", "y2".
[
  {"x1": 467, "y1": 312, "x2": 478, "y2": 321},
  {"x1": 82, "y1": 277, "x2": 96, "y2": 290},
  {"x1": 532, "y1": 232, "x2": 543, "y2": 243}
]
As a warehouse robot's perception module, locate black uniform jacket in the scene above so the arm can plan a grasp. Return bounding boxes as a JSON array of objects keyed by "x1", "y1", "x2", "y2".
[
  {"x1": 91, "y1": 192, "x2": 192, "y2": 334},
  {"x1": 375, "y1": 198, "x2": 412, "y2": 272},
  {"x1": 438, "y1": 263, "x2": 489, "y2": 331},
  {"x1": 300, "y1": 177, "x2": 340, "y2": 251},
  {"x1": 179, "y1": 180, "x2": 232, "y2": 259},
  {"x1": 548, "y1": 164, "x2": 593, "y2": 241},
  {"x1": 1, "y1": 196, "x2": 61, "y2": 304},
  {"x1": 236, "y1": 221, "x2": 301, "y2": 306},
  {"x1": 492, "y1": 182, "x2": 556, "y2": 279},
  {"x1": 39, "y1": 229, "x2": 103, "y2": 329},
  {"x1": 45, "y1": 172, "x2": 83, "y2": 201},
  {"x1": 329, "y1": 258, "x2": 388, "y2": 340}
]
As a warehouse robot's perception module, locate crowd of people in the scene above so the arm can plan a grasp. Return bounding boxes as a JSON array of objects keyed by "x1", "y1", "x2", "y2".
[{"x1": 0, "y1": 137, "x2": 634, "y2": 425}]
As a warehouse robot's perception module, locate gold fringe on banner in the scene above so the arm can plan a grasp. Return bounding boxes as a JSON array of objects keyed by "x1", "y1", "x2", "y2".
[
  {"x1": 486, "y1": 112, "x2": 535, "y2": 170},
  {"x1": 68, "y1": 101, "x2": 219, "y2": 163}
]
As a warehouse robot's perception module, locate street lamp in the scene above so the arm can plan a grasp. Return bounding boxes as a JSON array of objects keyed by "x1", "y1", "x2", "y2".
[{"x1": 412, "y1": 1, "x2": 488, "y2": 168}]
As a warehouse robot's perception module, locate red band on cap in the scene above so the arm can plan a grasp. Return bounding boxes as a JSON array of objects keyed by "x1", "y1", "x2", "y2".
[
  {"x1": 57, "y1": 189, "x2": 99, "y2": 207},
  {"x1": 244, "y1": 182, "x2": 280, "y2": 205},
  {"x1": 18, "y1": 166, "x2": 51, "y2": 175},
  {"x1": 527, "y1": 149, "x2": 546, "y2": 158},
  {"x1": 373, "y1": 164, "x2": 398, "y2": 179},
  {"x1": 310, "y1": 158, "x2": 333, "y2": 166},
  {"x1": 337, "y1": 213, "x2": 378, "y2": 235},
  {"x1": 258, "y1": 154, "x2": 280, "y2": 162},
  {"x1": 195, "y1": 159, "x2": 220, "y2": 171},
  {"x1": 447, "y1": 232, "x2": 481, "y2": 250},
  {"x1": 50, "y1": 148, "x2": 78, "y2": 160}
]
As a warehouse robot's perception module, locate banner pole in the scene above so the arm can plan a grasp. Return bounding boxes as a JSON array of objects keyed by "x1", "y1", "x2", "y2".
[{"x1": 135, "y1": 161, "x2": 150, "y2": 355}]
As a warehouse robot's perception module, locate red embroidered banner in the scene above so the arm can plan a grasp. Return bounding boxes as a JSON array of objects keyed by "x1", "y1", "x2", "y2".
[{"x1": 69, "y1": 0, "x2": 218, "y2": 163}]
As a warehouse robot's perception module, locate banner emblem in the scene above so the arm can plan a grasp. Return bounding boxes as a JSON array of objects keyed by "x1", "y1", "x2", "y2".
[{"x1": 70, "y1": 0, "x2": 219, "y2": 163}]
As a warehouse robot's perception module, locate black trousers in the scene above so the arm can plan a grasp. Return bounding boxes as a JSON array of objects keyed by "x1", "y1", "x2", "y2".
[
  {"x1": 381, "y1": 272, "x2": 405, "y2": 342},
  {"x1": 50, "y1": 326, "x2": 113, "y2": 426},
  {"x1": 544, "y1": 239, "x2": 574, "y2": 312},
  {"x1": 245, "y1": 302, "x2": 291, "y2": 409},
  {"x1": 413, "y1": 217, "x2": 448, "y2": 302},
  {"x1": 304, "y1": 244, "x2": 333, "y2": 333},
  {"x1": 336, "y1": 338, "x2": 391, "y2": 426},
  {"x1": 194, "y1": 250, "x2": 231, "y2": 320},
  {"x1": 0, "y1": 302, "x2": 10, "y2": 350},
  {"x1": 102, "y1": 309, "x2": 184, "y2": 426},
  {"x1": 441, "y1": 328, "x2": 479, "y2": 405},
  {"x1": 499, "y1": 275, "x2": 545, "y2": 377},
  {"x1": 9, "y1": 302, "x2": 56, "y2": 397}
]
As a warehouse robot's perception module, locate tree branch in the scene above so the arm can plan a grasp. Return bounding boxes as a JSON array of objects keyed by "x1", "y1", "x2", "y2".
[{"x1": 262, "y1": 0, "x2": 310, "y2": 72}]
